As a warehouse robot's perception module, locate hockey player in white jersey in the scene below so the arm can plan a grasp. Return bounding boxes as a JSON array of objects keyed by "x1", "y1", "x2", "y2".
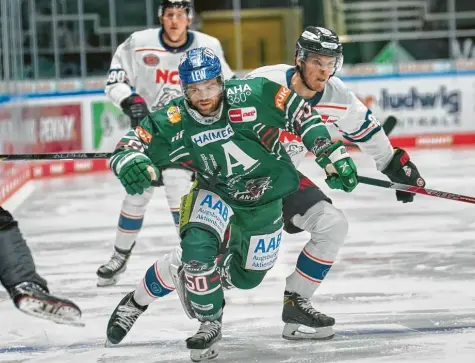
[
  {"x1": 243, "y1": 25, "x2": 427, "y2": 338},
  {"x1": 104, "y1": 27, "x2": 426, "y2": 349},
  {"x1": 96, "y1": 0, "x2": 234, "y2": 287}
]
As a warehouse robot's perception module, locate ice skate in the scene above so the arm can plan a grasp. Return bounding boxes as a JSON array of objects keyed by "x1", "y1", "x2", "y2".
[
  {"x1": 106, "y1": 291, "x2": 147, "y2": 345},
  {"x1": 96, "y1": 243, "x2": 135, "y2": 287},
  {"x1": 186, "y1": 318, "x2": 222, "y2": 362},
  {"x1": 281, "y1": 290, "x2": 335, "y2": 340},
  {"x1": 10, "y1": 281, "x2": 83, "y2": 326}
]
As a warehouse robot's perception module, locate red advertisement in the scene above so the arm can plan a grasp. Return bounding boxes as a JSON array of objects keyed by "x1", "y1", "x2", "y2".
[{"x1": 0, "y1": 104, "x2": 82, "y2": 153}]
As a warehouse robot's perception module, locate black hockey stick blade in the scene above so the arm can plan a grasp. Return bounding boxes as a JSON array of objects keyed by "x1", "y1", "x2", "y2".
[
  {"x1": 0, "y1": 152, "x2": 112, "y2": 161},
  {"x1": 382, "y1": 115, "x2": 397, "y2": 136}
]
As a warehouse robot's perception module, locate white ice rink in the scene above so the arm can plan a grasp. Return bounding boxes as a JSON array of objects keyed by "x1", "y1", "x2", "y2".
[{"x1": 1, "y1": 149, "x2": 474, "y2": 363}]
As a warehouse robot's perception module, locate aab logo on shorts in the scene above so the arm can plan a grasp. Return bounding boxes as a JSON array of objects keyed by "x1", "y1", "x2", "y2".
[{"x1": 228, "y1": 107, "x2": 257, "y2": 123}]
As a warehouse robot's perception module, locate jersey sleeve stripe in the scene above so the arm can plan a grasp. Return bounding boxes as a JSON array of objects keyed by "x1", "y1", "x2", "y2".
[
  {"x1": 315, "y1": 104, "x2": 348, "y2": 110},
  {"x1": 342, "y1": 123, "x2": 381, "y2": 143},
  {"x1": 300, "y1": 123, "x2": 327, "y2": 139}
]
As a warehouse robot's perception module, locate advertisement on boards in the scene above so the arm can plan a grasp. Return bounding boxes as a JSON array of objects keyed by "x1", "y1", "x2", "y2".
[
  {"x1": 347, "y1": 76, "x2": 469, "y2": 136},
  {"x1": 91, "y1": 101, "x2": 131, "y2": 152},
  {"x1": 0, "y1": 103, "x2": 82, "y2": 154}
]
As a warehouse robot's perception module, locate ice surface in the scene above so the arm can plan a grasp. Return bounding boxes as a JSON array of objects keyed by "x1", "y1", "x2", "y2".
[{"x1": 1, "y1": 149, "x2": 474, "y2": 363}]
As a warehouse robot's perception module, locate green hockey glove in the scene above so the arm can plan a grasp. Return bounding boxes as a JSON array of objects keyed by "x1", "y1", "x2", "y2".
[
  {"x1": 312, "y1": 139, "x2": 358, "y2": 192},
  {"x1": 117, "y1": 153, "x2": 160, "y2": 195}
]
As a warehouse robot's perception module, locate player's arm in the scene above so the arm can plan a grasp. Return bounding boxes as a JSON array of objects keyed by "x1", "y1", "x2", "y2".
[
  {"x1": 342, "y1": 92, "x2": 426, "y2": 203},
  {"x1": 257, "y1": 78, "x2": 358, "y2": 192},
  {"x1": 105, "y1": 35, "x2": 149, "y2": 127},
  {"x1": 109, "y1": 114, "x2": 171, "y2": 195}
]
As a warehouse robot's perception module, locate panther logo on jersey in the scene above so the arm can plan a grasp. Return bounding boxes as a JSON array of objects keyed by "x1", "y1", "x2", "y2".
[
  {"x1": 153, "y1": 88, "x2": 183, "y2": 110},
  {"x1": 231, "y1": 177, "x2": 273, "y2": 201}
]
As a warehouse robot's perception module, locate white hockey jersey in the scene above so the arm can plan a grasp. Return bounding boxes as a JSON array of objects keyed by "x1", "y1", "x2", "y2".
[
  {"x1": 245, "y1": 64, "x2": 394, "y2": 171},
  {"x1": 105, "y1": 28, "x2": 234, "y2": 111}
]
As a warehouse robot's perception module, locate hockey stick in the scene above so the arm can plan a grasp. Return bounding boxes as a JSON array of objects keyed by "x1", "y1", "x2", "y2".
[
  {"x1": 0, "y1": 152, "x2": 112, "y2": 161},
  {"x1": 0, "y1": 116, "x2": 400, "y2": 161},
  {"x1": 358, "y1": 175, "x2": 475, "y2": 204},
  {"x1": 346, "y1": 115, "x2": 397, "y2": 149}
]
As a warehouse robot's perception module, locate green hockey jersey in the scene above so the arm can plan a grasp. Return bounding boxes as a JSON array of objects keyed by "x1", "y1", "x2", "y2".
[{"x1": 110, "y1": 77, "x2": 331, "y2": 207}]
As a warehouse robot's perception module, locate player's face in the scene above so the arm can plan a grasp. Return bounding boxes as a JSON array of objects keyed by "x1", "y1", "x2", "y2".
[
  {"x1": 186, "y1": 79, "x2": 222, "y2": 116},
  {"x1": 161, "y1": 8, "x2": 191, "y2": 45},
  {"x1": 300, "y1": 53, "x2": 337, "y2": 92}
]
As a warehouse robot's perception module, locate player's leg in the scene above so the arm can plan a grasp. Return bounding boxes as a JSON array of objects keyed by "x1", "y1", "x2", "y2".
[
  {"x1": 179, "y1": 193, "x2": 285, "y2": 361},
  {"x1": 0, "y1": 221, "x2": 82, "y2": 325},
  {"x1": 177, "y1": 189, "x2": 233, "y2": 362},
  {"x1": 162, "y1": 168, "x2": 194, "y2": 230},
  {"x1": 106, "y1": 245, "x2": 180, "y2": 344},
  {"x1": 281, "y1": 172, "x2": 348, "y2": 340},
  {"x1": 96, "y1": 186, "x2": 154, "y2": 286}
]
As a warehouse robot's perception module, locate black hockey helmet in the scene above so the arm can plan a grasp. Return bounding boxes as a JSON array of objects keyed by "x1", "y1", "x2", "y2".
[
  {"x1": 158, "y1": 0, "x2": 193, "y2": 19},
  {"x1": 296, "y1": 26, "x2": 343, "y2": 75}
]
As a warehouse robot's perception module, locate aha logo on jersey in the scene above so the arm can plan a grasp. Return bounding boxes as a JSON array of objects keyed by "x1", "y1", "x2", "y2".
[{"x1": 228, "y1": 107, "x2": 257, "y2": 122}]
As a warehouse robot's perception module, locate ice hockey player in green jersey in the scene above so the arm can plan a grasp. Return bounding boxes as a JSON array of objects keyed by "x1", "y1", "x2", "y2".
[{"x1": 106, "y1": 47, "x2": 358, "y2": 361}]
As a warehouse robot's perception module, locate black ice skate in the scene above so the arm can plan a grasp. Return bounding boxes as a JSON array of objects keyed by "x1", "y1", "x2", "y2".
[
  {"x1": 96, "y1": 243, "x2": 135, "y2": 287},
  {"x1": 186, "y1": 318, "x2": 222, "y2": 362},
  {"x1": 10, "y1": 281, "x2": 83, "y2": 326},
  {"x1": 106, "y1": 291, "x2": 147, "y2": 345},
  {"x1": 281, "y1": 290, "x2": 335, "y2": 340}
]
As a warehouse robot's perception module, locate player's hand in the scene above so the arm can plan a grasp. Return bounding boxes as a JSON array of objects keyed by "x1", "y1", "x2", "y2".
[
  {"x1": 117, "y1": 154, "x2": 160, "y2": 195},
  {"x1": 120, "y1": 94, "x2": 150, "y2": 127},
  {"x1": 382, "y1": 148, "x2": 425, "y2": 203},
  {"x1": 313, "y1": 139, "x2": 358, "y2": 192}
]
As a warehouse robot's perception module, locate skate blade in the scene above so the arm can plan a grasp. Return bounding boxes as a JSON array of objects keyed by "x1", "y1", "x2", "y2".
[
  {"x1": 190, "y1": 343, "x2": 219, "y2": 362},
  {"x1": 17, "y1": 299, "x2": 84, "y2": 327},
  {"x1": 105, "y1": 339, "x2": 117, "y2": 347},
  {"x1": 282, "y1": 324, "x2": 334, "y2": 340},
  {"x1": 169, "y1": 265, "x2": 196, "y2": 320},
  {"x1": 97, "y1": 275, "x2": 121, "y2": 287}
]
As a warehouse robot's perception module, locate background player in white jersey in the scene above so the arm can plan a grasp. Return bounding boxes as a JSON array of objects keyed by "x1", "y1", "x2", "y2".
[
  {"x1": 96, "y1": 0, "x2": 234, "y2": 287},
  {"x1": 243, "y1": 25, "x2": 427, "y2": 337}
]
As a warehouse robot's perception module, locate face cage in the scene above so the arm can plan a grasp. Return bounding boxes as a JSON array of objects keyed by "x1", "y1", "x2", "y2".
[{"x1": 297, "y1": 48, "x2": 344, "y2": 76}]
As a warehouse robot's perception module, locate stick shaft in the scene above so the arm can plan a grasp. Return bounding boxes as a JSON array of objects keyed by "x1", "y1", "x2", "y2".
[
  {"x1": 0, "y1": 153, "x2": 112, "y2": 161},
  {"x1": 358, "y1": 176, "x2": 475, "y2": 204}
]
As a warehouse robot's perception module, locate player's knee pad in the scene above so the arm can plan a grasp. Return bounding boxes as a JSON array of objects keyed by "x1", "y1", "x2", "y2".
[
  {"x1": 291, "y1": 201, "x2": 348, "y2": 258},
  {"x1": 179, "y1": 188, "x2": 233, "y2": 246},
  {"x1": 121, "y1": 186, "x2": 154, "y2": 215},
  {"x1": 162, "y1": 168, "x2": 194, "y2": 209}
]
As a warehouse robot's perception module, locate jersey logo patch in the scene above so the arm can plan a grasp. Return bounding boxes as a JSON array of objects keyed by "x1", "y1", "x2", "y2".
[
  {"x1": 143, "y1": 54, "x2": 160, "y2": 67},
  {"x1": 135, "y1": 126, "x2": 152, "y2": 143},
  {"x1": 167, "y1": 106, "x2": 182, "y2": 124},
  {"x1": 228, "y1": 107, "x2": 257, "y2": 122},
  {"x1": 275, "y1": 86, "x2": 291, "y2": 111}
]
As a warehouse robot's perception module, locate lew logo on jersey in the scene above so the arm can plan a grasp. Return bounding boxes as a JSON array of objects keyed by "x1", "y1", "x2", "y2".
[{"x1": 228, "y1": 107, "x2": 257, "y2": 122}]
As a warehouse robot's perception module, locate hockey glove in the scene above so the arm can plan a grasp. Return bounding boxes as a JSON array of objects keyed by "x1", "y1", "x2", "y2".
[
  {"x1": 382, "y1": 148, "x2": 425, "y2": 203},
  {"x1": 313, "y1": 139, "x2": 358, "y2": 192},
  {"x1": 117, "y1": 154, "x2": 160, "y2": 195},
  {"x1": 120, "y1": 94, "x2": 149, "y2": 127}
]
